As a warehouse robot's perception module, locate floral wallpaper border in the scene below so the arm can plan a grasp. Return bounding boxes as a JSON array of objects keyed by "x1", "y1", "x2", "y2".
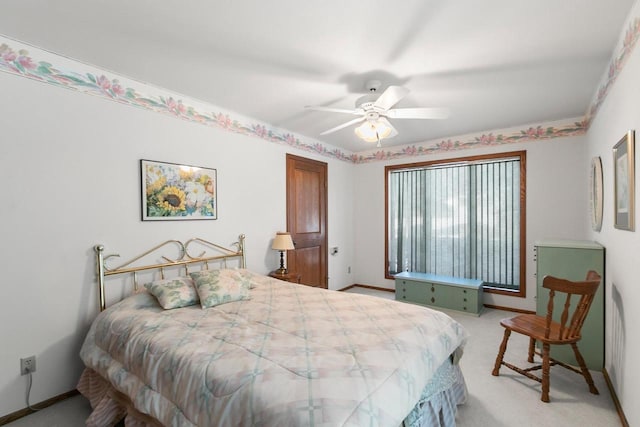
[
  {"x1": 583, "y1": 10, "x2": 640, "y2": 128},
  {"x1": 1, "y1": 2, "x2": 639, "y2": 165},
  {"x1": 353, "y1": 118, "x2": 587, "y2": 163},
  {"x1": 0, "y1": 35, "x2": 353, "y2": 163}
]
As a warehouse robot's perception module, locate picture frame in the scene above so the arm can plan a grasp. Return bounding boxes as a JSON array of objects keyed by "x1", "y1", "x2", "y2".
[
  {"x1": 141, "y1": 159, "x2": 217, "y2": 221},
  {"x1": 589, "y1": 156, "x2": 603, "y2": 232},
  {"x1": 613, "y1": 130, "x2": 635, "y2": 231}
]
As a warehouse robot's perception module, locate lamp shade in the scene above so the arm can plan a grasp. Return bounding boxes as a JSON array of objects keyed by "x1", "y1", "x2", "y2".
[{"x1": 272, "y1": 232, "x2": 295, "y2": 250}]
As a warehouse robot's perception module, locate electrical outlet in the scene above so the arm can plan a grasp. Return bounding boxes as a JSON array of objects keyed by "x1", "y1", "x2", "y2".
[{"x1": 20, "y1": 356, "x2": 36, "y2": 375}]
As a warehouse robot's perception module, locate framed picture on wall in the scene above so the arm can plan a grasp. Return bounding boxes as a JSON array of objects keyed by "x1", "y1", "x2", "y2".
[
  {"x1": 613, "y1": 130, "x2": 635, "y2": 231},
  {"x1": 141, "y1": 159, "x2": 217, "y2": 221},
  {"x1": 590, "y1": 156, "x2": 603, "y2": 232}
]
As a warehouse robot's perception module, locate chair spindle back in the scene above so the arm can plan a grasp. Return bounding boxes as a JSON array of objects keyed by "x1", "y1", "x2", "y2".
[{"x1": 542, "y1": 271, "x2": 601, "y2": 341}]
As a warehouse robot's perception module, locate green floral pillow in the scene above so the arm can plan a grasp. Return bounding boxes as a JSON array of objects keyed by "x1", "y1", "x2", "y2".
[
  {"x1": 190, "y1": 269, "x2": 250, "y2": 309},
  {"x1": 144, "y1": 277, "x2": 200, "y2": 309}
]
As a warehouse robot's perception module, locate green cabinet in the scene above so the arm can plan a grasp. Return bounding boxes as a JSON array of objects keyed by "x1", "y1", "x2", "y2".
[
  {"x1": 535, "y1": 240, "x2": 604, "y2": 370},
  {"x1": 394, "y1": 272, "x2": 484, "y2": 316}
]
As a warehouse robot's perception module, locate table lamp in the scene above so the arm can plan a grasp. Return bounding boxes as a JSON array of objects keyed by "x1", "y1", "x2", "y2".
[{"x1": 272, "y1": 232, "x2": 295, "y2": 274}]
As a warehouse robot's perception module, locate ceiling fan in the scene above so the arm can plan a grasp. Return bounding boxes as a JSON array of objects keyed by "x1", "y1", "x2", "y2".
[{"x1": 305, "y1": 80, "x2": 450, "y2": 146}]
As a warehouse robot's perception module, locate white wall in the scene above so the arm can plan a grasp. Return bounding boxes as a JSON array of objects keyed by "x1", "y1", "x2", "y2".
[
  {"x1": 0, "y1": 71, "x2": 354, "y2": 416},
  {"x1": 585, "y1": 23, "x2": 640, "y2": 423},
  {"x1": 353, "y1": 135, "x2": 589, "y2": 312}
]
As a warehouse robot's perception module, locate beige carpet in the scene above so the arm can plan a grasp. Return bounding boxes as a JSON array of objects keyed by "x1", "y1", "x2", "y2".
[{"x1": 6, "y1": 287, "x2": 622, "y2": 426}]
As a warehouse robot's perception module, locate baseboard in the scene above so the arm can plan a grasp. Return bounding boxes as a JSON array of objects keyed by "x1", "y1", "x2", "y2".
[
  {"x1": 0, "y1": 389, "x2": 79, "y2": 426},
  {"x1": 603, "y1": 367, "x2": 629, "y2": 427},
  {"x1": 338, "y1": 284, "x2": 395, "y2": 293},
  {"x1": 482, "y1": 303, "x2": 535, "y2": 314}
]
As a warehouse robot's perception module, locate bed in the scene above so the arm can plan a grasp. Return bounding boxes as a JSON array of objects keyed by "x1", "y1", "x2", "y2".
[{"x1": 77, "y1": 235, "x2": 469, "y2": 426}]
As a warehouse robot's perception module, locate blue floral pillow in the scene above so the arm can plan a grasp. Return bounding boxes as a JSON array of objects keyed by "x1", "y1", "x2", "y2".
[
  {"x1": 190, "y1": 269, "x2": 250, "y2": 309},
  {"x1": 144, "y1": 277, "x2": 199, "y2": 309}
]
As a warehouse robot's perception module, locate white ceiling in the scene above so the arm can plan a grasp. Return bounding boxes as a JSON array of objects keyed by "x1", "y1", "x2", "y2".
[{"x1": 0, "y1": 1, "x2": 635, "y2": 153}]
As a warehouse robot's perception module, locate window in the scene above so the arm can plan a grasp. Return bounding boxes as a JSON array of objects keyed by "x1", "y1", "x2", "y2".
[{"x1": 385, "y1": 151, "x2": 526, "y2": 297}]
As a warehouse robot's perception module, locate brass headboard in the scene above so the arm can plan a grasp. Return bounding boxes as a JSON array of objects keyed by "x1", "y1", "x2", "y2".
[{"x1": 94, "y1": 234, "x2": 246, "y2": 311}]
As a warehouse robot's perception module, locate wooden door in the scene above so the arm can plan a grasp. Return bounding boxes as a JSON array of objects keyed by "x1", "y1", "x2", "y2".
[{"x1": 286, "y1": 154, "x2": 328, "y2": 288}]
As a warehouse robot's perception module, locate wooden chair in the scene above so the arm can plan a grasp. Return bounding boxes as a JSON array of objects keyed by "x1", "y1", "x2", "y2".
[{"x1": 491, "y1": 271, "x2": 601, "y2": 402}]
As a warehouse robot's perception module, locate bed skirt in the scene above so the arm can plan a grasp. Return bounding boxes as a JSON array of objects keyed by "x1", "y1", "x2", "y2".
[
  {"x1": 402, "y1": 357, "x2": 467, "y2": 427},
  {"x1": 77, "y1": 360, "x2": 466, "y2": 427},
  {"x1": 77, "y1": 368, "x2": 161, "y2": 427}
]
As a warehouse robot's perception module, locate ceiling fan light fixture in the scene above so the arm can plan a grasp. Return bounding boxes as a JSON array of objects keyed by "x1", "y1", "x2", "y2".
[{"x1": 354, "y1": 119, "x2": 392, "y2": 143}]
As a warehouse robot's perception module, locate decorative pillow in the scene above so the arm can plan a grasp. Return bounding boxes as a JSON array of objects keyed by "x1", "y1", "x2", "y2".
[
  {"x1": 190, "y1": 269, "x2": 250, "y2": 309},
  {"x1": 144, "y1": 277, "x2": 199, "y2": 309},
  {"x1": 229, "y1": 268, "x2": 260, "y2": 288}
]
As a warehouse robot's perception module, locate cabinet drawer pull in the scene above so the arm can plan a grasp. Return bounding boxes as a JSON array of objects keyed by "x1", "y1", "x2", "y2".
[
  {"x1": 403, "y1": 296, "x2": 406, "y2": 299},
  {"x1": 431, "y1": 286, "x2": 435, "y2": 292},
  {"x1": 464, "y1": 298, "x2": 467, "y2": 302},
  {"x1": 430, "y1": 297, "x2": 435, "y2": 303},
  {"x1": 463, "y1": 290, "x2": 467, "y2": 293}
]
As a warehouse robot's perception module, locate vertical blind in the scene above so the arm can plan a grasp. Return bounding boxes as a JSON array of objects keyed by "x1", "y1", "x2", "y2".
[{"x1": 388, "y1": 158, "x2": 521, "y2": 290}]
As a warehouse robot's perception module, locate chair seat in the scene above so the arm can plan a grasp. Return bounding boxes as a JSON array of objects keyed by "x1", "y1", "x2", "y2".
[{"x1": 500, "y1": 314, "x2": 581, "y2": 345}]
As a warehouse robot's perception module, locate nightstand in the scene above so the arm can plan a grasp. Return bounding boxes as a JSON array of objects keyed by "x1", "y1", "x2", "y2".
[{"x1": 269, "y1": 271, "x2": 301, "y2": 283}]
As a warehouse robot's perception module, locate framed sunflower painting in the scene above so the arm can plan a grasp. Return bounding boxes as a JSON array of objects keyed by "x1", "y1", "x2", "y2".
[{"x1": 141, "y1": 159, "x2": 217, "y2": 221}]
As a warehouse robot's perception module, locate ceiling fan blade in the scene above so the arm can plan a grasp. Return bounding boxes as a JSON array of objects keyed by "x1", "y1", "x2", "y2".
[
  {"x1": 320, "y1": 117, "x2": 365, "y2": 135},
  {"x1": 385, "y1": 107, "x2": 451, "y2": 119},
  {"x1": 373, "y1": 85, "x2": 409, "y2": 110},
  {"x1": 305, "y1": 105, "x2": 363, "y2": 115}
]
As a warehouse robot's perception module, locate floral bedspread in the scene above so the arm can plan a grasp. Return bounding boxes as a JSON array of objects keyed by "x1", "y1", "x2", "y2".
[{"x1": 80, "y1": 274, "x2": 468, "y2": 426}]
